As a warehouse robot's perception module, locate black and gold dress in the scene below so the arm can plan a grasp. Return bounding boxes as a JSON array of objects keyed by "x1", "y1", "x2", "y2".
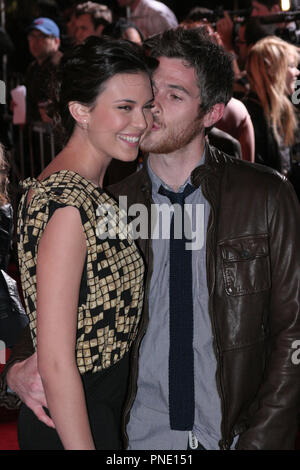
[{"x1": 17, "y1": 170, "x2": 144, "y2": 450}]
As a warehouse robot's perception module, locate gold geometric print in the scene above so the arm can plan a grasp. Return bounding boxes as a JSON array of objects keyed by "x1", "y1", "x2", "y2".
[{"x1": 17, "y1": 170, "x2": 144, "y2": 374}]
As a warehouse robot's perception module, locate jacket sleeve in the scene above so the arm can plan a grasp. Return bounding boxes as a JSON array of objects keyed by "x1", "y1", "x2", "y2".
[
  {"x1": 236, "y1": 178, "x2": 300, "y2": 449},
  {"x1": 0, "y1": 325, "x2": 34, "y2": 408}
]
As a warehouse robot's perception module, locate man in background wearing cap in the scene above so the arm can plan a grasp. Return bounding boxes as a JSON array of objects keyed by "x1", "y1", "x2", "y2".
[{"x1": 25, "y1": 17, "x2": 62, "y2": 124}]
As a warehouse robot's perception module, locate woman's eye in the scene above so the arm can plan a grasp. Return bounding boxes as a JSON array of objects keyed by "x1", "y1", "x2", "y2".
[
  {"x1": 144, "y1": 103, "x2": 155, "y2": 110},
  {"x1": 118, "y1": 105, "x2": 132, "y2": 111}
]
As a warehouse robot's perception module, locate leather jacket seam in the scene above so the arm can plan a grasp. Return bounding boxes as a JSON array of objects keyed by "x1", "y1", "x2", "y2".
[{"x1": 221, "y1": 335, "x2": 268, "y2": 353}]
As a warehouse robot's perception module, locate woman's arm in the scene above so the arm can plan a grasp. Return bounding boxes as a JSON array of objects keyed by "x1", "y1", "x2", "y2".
[
  {"x1": 36, "y1": 205, "x2": 95, "y2": 450},
  {"x1": 237, "y1": 110, "x2": 255, "y2": 163}
]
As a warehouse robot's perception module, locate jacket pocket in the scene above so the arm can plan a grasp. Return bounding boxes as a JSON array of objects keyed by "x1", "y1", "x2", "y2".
[{"x1": 219, "y1": 234, "x2": 271, "y2": 296}]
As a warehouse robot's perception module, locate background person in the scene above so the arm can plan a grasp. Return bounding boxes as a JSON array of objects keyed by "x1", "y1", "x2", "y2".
[
  {"x1": 73, "y1": 2, "x2": 113, "y2": 45},
  {"x1": 102, "y1": 17, "x2": 144, "y2": 44},
  {"x1": 244, "y1": 35, "x2": 300, "y2": 176},
  {"x1": 25, "y1": 17, "x2": 62, "y2": 124},
  {"x1": 0, "y1": 144, "x2": 13, "y2": 273},
  {"x1": 116, "y1": 0, "x2": 178, "y2": 39}
]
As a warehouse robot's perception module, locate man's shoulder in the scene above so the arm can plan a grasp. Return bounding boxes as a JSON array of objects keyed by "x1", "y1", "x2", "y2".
[
  {"x1": 204, "y1": 145, "x2": 287, "y2": 194},
  {"x1": 138, "y1": 0, "x2": 178, "y2": 21},
  {"x1": 107, "y1": 167, "x2": 148, "y2": 200}
]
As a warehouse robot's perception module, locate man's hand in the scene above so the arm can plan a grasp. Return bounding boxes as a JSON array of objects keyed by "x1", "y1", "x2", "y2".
[
  {"x1": 216, "y1": 11, "x2": 234, "y2": 52},
  {"x1": 6, "y1": 352, "x2": 55, "y2": 428}
]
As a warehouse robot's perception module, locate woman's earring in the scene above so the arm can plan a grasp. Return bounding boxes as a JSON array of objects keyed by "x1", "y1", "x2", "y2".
[{"x1": 82, "y1": 119, "x2": 88, "y2": 130}]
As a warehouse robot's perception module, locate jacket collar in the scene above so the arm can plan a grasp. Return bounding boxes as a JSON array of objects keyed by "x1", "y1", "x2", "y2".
[{"x1": 140, "y1": 142, "x2": 225, "y2": 196}]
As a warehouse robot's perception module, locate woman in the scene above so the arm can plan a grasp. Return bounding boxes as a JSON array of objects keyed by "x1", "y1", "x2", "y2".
[
  {"x1": 101, "y1": 19, "x2": 145, "y2": 186},
  {"x1": 17, "y1": 36, "x2": 157, "y2": 450},
  {"x1": 0, "y1": 145, "x2": 28, "y2": 350},
  {"x1": 244, "y1": 36, "x2": 300, "y2": 175},
  {"x1": 0, "y1": 144, "x2": 13, "y2": 272}
]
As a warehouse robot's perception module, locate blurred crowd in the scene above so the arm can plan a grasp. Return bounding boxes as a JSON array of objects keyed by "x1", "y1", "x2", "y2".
[{"x1": 0, "y1": 0, "x2": 299, "y2": 195}]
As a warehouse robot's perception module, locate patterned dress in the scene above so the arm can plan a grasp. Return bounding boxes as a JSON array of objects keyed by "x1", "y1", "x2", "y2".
[{"x1": 17, "y1": 170, "x2": 145, "y2": 450}]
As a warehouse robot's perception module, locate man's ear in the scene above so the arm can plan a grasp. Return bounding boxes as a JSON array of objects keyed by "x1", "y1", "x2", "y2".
[
  {"x1": 68, "y1": 102, "x2": 90, "y2": 127},
  {"x1": 203, "y1": 103, "x2": 225, "y2": 128}
]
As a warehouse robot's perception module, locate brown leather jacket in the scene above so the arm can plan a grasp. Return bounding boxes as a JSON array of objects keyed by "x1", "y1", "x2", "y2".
[{"x1": 1, "y1": 144, "x2": 300, "y2": 449}]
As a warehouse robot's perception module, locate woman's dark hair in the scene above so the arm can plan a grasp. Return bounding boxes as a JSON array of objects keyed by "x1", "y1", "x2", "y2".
[{"x1": 52, "y1": 36, "x2": 158, "y2": 146}]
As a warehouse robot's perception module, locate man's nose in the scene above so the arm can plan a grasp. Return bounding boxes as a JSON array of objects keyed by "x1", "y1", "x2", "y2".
[{"x1": 152, "y1": 100, "x2": 161, "y2": 116}]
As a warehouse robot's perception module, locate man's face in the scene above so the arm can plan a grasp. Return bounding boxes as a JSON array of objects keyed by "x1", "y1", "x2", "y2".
[
  {"x1": 251, "y1": 1, "x2": 279, "y2": 16},
  {"x1": 140, "y1": 57, "x2": 204, "y2": 154},
  {"x1": 67, "y1": 13, "x2": 77, "y2": 40},
  {"x1": 27, "y1": 29, "x2": 59, "y2": 61},
  {"x1": 74, "y1": 13, "x2": 100, "y2": 44}
]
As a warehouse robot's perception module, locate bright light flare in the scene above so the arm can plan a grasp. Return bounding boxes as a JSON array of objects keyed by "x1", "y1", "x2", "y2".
[{"x1": 281, "y1": 0, "x2": 291, "y2": 11}]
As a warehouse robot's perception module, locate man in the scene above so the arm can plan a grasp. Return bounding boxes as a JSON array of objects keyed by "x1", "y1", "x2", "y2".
[
  {"x1": 251, "y1": 0, "x2": 294, "y2": 36},
  {"x1": 25, "y1": 17, "x2": 62, "y2": 123},
  {"x1": 22, "y1": 17, "x2": 62, "y2": 177},
  {"x1": 1, "y1": 28, "x2": 300, "y2": 450},
  {"x1": 217, "y1": 0, "x2": 282, "y2": 66},
  {"x1": 73, "y1": 2, "x2": 113, "y2": 45},
  {"x1": 251, "y1": 0, "x2": 281, "y2": 17},
  {"x1": 117, "y1": 0, "x2": 178, "y2": 39}
]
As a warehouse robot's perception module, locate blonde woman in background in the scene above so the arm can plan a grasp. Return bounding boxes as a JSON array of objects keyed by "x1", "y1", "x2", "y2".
[{"x1": 244, "y1": 36, "x2": 300, "y2": 176}]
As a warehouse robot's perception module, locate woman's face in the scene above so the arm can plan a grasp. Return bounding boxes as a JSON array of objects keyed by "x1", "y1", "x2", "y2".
[
  {"x1": 286, "y1": 55, "x2": 300, "y2": 96},
  {"x1": 86, "y1": 72, "x2": 154, "y2": 163}
]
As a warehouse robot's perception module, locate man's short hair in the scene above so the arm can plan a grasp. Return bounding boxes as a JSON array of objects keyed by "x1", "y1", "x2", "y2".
[
  {"x1": 75, "y1": 2, "x2": 112, "y2": 29},
  {"x1": 184, "y1": 7, "x2": 214, "y2": 23},
  {"x1": 145, "y1": 27, "x2": 234, "y2": 112}
]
